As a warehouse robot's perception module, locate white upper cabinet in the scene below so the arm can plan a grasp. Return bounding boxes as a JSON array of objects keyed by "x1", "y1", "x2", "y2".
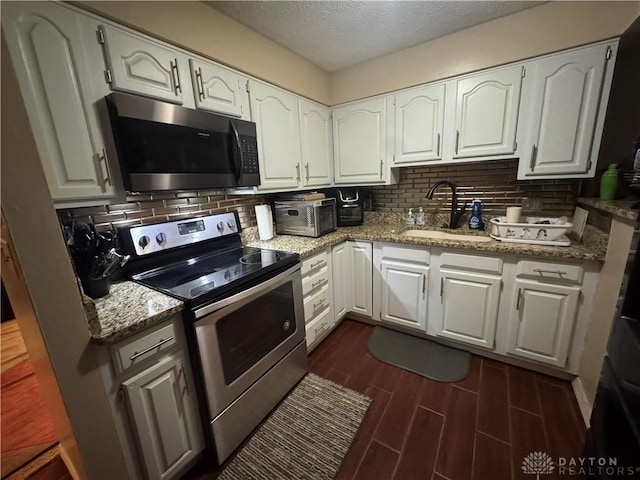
[
  {"x1": 518, "y1": 44, "x2": 613, "y2": 179},
  {"x1": 453, "y1": 66, "x2": 523, "y2": 158},
  {"x1": 392, "y1": 84, "x2": 445, "y2": 164},
  {"x1": 189, "y1": 59, "x2": 249, "y2": 119},
  {"x1": 99, "y1": 25, "x2": 190, "y2": 106},
  {"x1": 506, "y1": 279, "x2": 580, "y2": 368},
  {"x1": 333, "y1": 98, "x2": 387, "y2": 184},
  {"x1": 299, "y1": 100, "x2": 333, "y2": 187},
  {"x1": 2, "y1": 2, "x2": 118, "y2": 201},
  {"x1": 249, "y1": 81, "x2": 302, "y2": 190}
]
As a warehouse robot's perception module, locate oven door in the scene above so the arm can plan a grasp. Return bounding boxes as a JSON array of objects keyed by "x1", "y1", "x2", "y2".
[{"x1": 193, "y1": 264, "x2": 305, "y2": 418}]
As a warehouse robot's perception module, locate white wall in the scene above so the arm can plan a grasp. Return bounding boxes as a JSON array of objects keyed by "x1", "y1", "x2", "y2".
[{"x1": 330, "y1": 1, "x2": 640, "y2": 104}]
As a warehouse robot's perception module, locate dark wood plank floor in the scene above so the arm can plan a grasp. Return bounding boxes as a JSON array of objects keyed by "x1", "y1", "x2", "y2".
[
  {"x1": 189, "y1": 318, "x2": 587, "y2": 479},
  {"x1": 310, "y1": 319, "x2": 586, "y2": 480}
]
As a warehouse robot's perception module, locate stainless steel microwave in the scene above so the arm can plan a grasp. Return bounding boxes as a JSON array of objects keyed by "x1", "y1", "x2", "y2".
[
  {"x1": 274, "y1": 198, "x2": 337, "y2": 238},
  {"x1": 106, "y1": 92, "x2": 260, "y2": 192}
]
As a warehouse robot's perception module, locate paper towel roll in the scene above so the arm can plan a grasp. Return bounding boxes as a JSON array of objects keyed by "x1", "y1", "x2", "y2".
[
  {"x1": 506, "y1": 206, "x2": 522, "y2": 224},
  {"x1": 255, "y1": 204, "x2": 274, "y2": 240}
]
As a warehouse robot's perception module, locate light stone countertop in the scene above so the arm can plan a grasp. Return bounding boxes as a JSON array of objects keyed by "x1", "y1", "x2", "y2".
[
  {"x1": 577, "y1": 197, "x2": 639, "y2": 222},
  {"x1": 86, "y1": 212, "x2": 608, "y2": 345},
  {"x1": 243, "y1": 213, "x2": 609, "y2": 262},
  {"x1": 85, "y1": 282, "x2": 184, "y2": 344}
]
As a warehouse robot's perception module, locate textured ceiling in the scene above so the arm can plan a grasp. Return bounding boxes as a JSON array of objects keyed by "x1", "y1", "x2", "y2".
[{"x1": 207, "y1": 1, "x2": 542, "y2": 72}]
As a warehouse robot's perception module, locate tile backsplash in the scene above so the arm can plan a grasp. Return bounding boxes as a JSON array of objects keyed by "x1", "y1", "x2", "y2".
[
  {"x1": 372, "y1": 159, "x2": 580, "y2": 217},
  {"x1": 57, "y1": 192, "x2": 269, "y2": 232},
  {"x1": 58, "y1": 159, "x2": 580, "y2": 233}
]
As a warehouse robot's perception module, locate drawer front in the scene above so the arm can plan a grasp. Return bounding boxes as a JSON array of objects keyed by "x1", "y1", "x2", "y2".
[
  {"x1": 303, "y1": 283, "x2": 331, "y2": 323},
  {"x1": 302, "y1": 264, "x2": 330, "y2": 296},
  {"x1": 112, "y1": 323, "x2": 177, "y2": 376},
  {"x1": 516, "y1": 260, "x2": 583, "y2": 283},
  {"x1": 440, "y1": 252, "x2": 503, "y2": 274},
  {"x1": 305, "y1": 305, "x2": 333, "y2": 350},
  {"x1": 380, "y1": 244, "x2": 430, "y2": 264},
  {"x1": 301, "y1": 251, "x2": 329, "y2": 277}
]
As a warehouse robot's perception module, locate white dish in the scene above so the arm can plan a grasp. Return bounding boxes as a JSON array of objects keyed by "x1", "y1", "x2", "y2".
[{"x1": 490, "y1": 234, "x2": 571, "y2": 247}]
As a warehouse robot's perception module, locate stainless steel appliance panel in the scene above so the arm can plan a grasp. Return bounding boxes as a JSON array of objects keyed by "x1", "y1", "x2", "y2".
[
  {"x1": 193, "y1": 265, "x2": 305, "y2": 418},
  {"x1": 274, "y1": 198, "x2": 337, "y2": 237}
]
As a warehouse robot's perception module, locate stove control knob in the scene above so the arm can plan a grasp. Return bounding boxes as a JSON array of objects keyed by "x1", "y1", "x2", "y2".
[
  {"x1": 138, "y1": 235, "x2": 150, "y2": 249},
  {"x1": 227, "y1": 220, "x2": 236, "y2": 231},
  {"x1": 156, "y1": 232, "x2": 167, "y2": 246},
  {"x1": 217, "y1": 221, "x2": 225, "y2": 233}
]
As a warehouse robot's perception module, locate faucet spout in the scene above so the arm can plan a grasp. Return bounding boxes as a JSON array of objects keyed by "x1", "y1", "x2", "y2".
[{"x1": 425, "y1": 181, "x2": 465, "y2": 229}]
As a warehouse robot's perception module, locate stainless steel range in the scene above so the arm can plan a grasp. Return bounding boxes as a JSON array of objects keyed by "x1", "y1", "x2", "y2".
[{"x1": 118, "y1": 212, "x2": 308, "y2": 464}]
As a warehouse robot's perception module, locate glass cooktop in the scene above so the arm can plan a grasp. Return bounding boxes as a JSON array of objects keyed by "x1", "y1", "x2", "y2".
[{"x1": 132, "y1": 246, "x2": 298, "y2": 302}]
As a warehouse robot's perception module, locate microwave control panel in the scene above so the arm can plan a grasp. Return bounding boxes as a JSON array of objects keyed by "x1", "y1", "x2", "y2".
[{"x1": 240, "y1": 137, "x2": 259, "y2": 174}]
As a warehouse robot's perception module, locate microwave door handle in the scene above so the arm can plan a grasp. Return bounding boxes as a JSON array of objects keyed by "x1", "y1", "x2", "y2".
[{"x1": 230, "y1": 121, "x2": 243, "y2": 180}]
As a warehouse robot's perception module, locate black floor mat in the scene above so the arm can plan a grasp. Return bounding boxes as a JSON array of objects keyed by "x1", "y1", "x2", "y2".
[{"x1": 368, "y1": 326, "x2": 471, "y2": 382}]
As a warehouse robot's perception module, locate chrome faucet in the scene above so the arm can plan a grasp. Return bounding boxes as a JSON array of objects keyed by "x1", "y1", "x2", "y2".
[{"x1": 425, "y1": 181, "x2": 466, "y2": 229}]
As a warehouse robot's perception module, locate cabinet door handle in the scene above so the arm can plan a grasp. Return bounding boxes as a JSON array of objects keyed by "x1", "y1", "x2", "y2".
[
  {"x1": 379, "y1": 159, "x2": 384, "y2": 179},
  {"x1": 170, "y1": 59, "x2": 182, "y2": 94},
  {"x1": 180, "y1": 364, "x2": 190, "y2": 396},
  {"x1": 129, "y1": 337, "x2": 174, "y2": 361},
  {"x1": 455, "y1": 130, "x2": 460, "y2": 155},
  {"x1": 440, "y1": 278, "x2": 444, "y2": 302},
  {"x1": 195, "y1": 67, "x2": 205, "y2": 100},
  {"x1": 305, "y1": 163, "x2": 310, "y2": 182},
  {"x1": 436, "y1": 133, "x2": 441, "y2": 157},
  {"x1": 101, "y1": 148, "x2": 113, "y2": 187},
  {"x1": 92, "y1": 151, "x2": 109, "y2": 192},
  {"x1": 529, "y1": 144, "x2": 538, "y2": 171},
  {"x1": 516, "y1": 289, "x2": 523, "y2": 311},
  {"x1": 422, "y1": 274, "x2": 426, "y2": 298},
  {"x1": 296, "y1": 163, "x2": 301, "y2": 182}
]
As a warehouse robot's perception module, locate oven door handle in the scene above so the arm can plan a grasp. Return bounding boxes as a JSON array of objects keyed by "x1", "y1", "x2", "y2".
[{"x1": 193, "y1": 263, "x2": 301, "y2": 319}]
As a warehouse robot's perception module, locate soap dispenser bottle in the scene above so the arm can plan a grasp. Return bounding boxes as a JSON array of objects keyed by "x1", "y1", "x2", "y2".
[
  {"x1": 416, "y1": 207, "x2": 425, "y2": 226},
  {"x1": 406, "y1": 208, "x2": 415, "y2": 226},
  {"x1": 468, "y1": 200, "x2": 484, "y2": 230}
]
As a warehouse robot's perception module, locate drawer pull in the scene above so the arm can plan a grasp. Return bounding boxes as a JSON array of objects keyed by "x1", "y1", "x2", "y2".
[
  {"x1": 310, "y1": 260, "x2": 325, "y2": 269},
  {"x1": 315, "y1": 322, "x2": 329, "y2": 336},
  {"x1": 311, "y1": 279, "x2": 327, "y2": 290},
  {"x1": 129, "y1": 336, "x2": 174, "y2": 361},
  {"x1": 313, "y1": 298, "x2": 327, "y2": 310},
  {"x1": 532, "y1": 269, "x2": 568, "y2": 276},
  {"x1": 180, "y1": 364, "x2": 190, "y2": 396}
]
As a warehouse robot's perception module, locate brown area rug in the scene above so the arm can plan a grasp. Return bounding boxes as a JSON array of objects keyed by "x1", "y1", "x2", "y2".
[
  {"x1": 1, "y1": 360, "x2": 57, "y2": 478},
  {"x1": 219, "y1": 373, "x2": 371, "y2": 480}
]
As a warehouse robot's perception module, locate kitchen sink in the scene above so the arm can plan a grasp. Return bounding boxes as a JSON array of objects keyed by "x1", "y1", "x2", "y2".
[{"x1": 401, "y1": 230, "x2": 492, "y2": 242}]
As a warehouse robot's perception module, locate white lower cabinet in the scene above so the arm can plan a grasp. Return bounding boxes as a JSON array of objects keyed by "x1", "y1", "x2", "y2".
[
  {"x1": 104, "y1": 317, "x2": 204, "y2": 480},
  {"x1": 332, "y1": 243, "x2": 349, "y2": 322},
  {"x1": 378, "y1": 245, "x2": 430, "y2": 331},
  {"x1": 506, "y1": 279, "x2": 580, "y2": 368},
  {"x1": 349, "y1": 241, "x2": 374, "y2": 317},
  {"x1": 122, "y1": 351, "x2": 203, "y2": 480},
  {"x1": 437, "y1": 269, "x2": 501, "y2": 349},
  {"x1": 301, "y1": 250, "x2": 334, "y2": 351}
]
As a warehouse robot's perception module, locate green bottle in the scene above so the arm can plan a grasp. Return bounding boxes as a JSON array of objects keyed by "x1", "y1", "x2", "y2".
[{"x1": 600, "y1": 164, "x2": 618, "y2": 200}]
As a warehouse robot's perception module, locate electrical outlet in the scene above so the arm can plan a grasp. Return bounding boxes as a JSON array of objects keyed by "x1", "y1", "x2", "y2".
[{"x1": 522, "y1": 197, "x2": 543, "y2": 211}]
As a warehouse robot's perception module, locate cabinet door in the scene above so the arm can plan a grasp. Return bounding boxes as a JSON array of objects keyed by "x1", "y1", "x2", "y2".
[
  {"x1": 189, "y1": 59, "x2": 249, "y2": 119},
  {"x1": 522, "y1": 45, "x2": 609, "y2": 177},
  {"x1": 123, "y1": 352, "x2": 203, "y2": 480},
  {"x1": 438, "y1": 270, "x2": 501, "y2": 349},
  {"x1": 393, "y1": 84, "x2": 445, "y2": 163},
  {"x1": 299, "y1": 99, "x2": 332, "y2": 187},
  {"x1": 380, "y1": 260, "x2": 429, "y2": 330},
  {"x1": 333, "y1": 98, "x2": 386, "y2": 184},
  {"x1": 2, "y1": 2, "x2": 117, "y2": 201},
  {"x1": 506, "y1": 279, "x2": 579, "y2": 367},
  {"x1": 332, "y1": 243, "x2": 349, "y2": 322},
  {"x1": 100, "y1": 25, "x2": 186, "y2": 105},
  {"x1": 348, "y1": 241, "x2": 373, "y2": 317},
  {"x1": 249, "y1": 81, "x2": 302, "y2": 190},
  {"x1": 454, "y1": 66, "x2": 522, "y2": 158}
]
